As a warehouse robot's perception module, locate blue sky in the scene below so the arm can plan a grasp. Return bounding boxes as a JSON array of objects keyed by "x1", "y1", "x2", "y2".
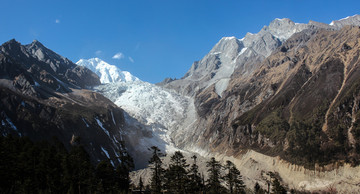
[{"x1": 1, "y1": 0, "x2": 359, "y2": 83}]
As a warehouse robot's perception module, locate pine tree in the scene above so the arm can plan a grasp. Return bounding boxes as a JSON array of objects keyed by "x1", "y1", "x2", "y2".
[
  {"x1": 254, "y1": 182, "x2": 265, "y2": 194},
  {"x1": 65, "y1": 144, "x2": 95, "y2": 194},
  {"x1": 224, "y1": 160, "x2": 245, "y2": 194},
  {"x1": 50, "y1": 137, "x2": 68, "y2": 193},
  {"x1": 115, "y1": 141, "x2": 134, "y2": 193},
  {"x1": 206, "y1": 157, "x2": 225, "y2": 194},
  {"x1": 95, "y1": 160, "x2": 116, "y2": 193},
  {"x1": 187, "y1": 155, "x2": 203, "y2": 193},
  {"x1": 139, "y1": 177, "x2": 144, "y2": 193},
  {"x1": 148, "y1": 146, "x2": 165, "y2": 194},
  {"x1": 37, "y1": 142, "x2": 64, "y2": 193},
  {"x1": 271, "y1": 177, "x2": 286, "y2": 194},
  {"x1": 164, "y1": 151, "x2": 189, "y2": 193}
]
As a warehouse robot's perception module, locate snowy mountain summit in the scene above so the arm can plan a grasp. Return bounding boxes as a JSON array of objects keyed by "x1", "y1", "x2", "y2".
[{"x1": 76, "y1": 58, "x2": 139, "y2": 84}]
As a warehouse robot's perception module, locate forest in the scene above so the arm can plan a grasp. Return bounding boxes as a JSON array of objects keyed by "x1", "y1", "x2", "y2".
[
  {"x1": 0, "y1": 135, "x2": 133, "y2": 193},
  {"x1": 0, "y1": 135, "x2": 291, "y2": 194}
]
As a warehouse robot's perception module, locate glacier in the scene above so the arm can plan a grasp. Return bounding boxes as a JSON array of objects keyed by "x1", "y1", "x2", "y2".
[
  {"x1": 78, "y1": 58, "x2": 197, "y2": 168},
  {"x1": 95, "y1": 80, "x2": 196, "y2": 153}
]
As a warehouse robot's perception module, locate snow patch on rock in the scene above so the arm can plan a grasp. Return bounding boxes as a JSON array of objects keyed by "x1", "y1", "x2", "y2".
[
  {"x1": 82, "y1": 117, "x2": 90, "y2": 128},
  {"x1": 96, "y1": 117, "x2": 110, "y2": 137},
  {"x1": 101, "y1": 146, "x2": 110, "y2": 159},
  {"x1": 1, "y1": 113, "x2": 21, "y2": 136}
]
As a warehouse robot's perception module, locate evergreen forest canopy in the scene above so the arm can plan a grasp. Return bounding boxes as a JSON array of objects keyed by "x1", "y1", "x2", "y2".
[
  {"x1": 0, "y1": 135, "x2": 133, "y2": 193},
  {"x1": 0, "y1": 135, "x2": 291, "y2": 194}
]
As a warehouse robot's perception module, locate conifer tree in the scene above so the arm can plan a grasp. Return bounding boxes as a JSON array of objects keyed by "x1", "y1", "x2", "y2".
[
  {"x1": 224, "y1": 160, "x2": 245, "y2": 194},
  {"x1": 95, "y1": 160, "x2": 116, "y2": 193},
  {"x1": 188, "y1": 155, "x2": 203, "y2": 193},
  {"x1": 164, "y1": 151, "x2": 189, "y2": 193},
  {"x1": 254, "y1": 182, "x2": 265, "y2": 194},
  {"x1": 206, "y1": 157, "x2": 225, "y2": 194},
  {"x1": 139, "y1": 177, "x2": 144, "y2": 193},
  {"x1": 271, "y1": 177, "x2": 287, "y2": 194},
  {"x1": 66, "y1": 144, "x2": 94, "y2": 194},
  {"x1": 148, "y1": 146, "x2": 165, "y2": 194},
  {"x1": 115, "y1": 141, "x2": 134, "y2": 192}
]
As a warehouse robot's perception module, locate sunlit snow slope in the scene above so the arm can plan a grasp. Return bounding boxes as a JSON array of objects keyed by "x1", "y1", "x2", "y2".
[{"x1": 77, "y1": 58, "x2": 139, "y2": 83}]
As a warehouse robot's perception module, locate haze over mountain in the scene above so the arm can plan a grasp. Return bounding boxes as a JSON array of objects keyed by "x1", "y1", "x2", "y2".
[{"x1": 2, "y1": 15, "x2": 360, "y2": 192}]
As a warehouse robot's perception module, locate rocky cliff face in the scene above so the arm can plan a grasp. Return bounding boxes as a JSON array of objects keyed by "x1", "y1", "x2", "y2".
[{"x1": 0, "y1": 39, "x2": 126, "y2": 164}]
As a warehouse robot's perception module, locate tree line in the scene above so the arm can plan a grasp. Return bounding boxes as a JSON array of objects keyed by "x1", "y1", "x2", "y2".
[
  {"x1": 0, "y1": 135, "x2": 133, "y2": 193},
  {"x1": 0, "y1": 135, "x2": 290, "y2": 193},
  {"x1": 138, "y1": 146, "x2": 288, "y2": 194}
]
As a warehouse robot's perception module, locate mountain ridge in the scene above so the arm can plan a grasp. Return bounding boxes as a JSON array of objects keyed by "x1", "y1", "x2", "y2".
[
  {"x1": 0, "y1": 39, "x2": 128, "y2": 165},
  {"x1": 160, "y1": 15, "x2": 360, "y2": 97}
]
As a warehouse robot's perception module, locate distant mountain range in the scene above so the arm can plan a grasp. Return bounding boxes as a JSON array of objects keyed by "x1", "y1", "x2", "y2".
[{"x1": 1, "y1": 15, "x2": 360, "y2": 192}]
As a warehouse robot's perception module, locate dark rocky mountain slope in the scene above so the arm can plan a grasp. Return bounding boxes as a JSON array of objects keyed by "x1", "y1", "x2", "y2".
[{"x1": 0, "y1": 39, "x2": 126, "y2": 164}]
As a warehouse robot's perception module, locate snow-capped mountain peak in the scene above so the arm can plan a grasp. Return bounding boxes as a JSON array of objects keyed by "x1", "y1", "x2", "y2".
[
  {"x1": 76, "y1": 58, "x2": 139, "y2": 84},
  {"x1": 329, "y1": 14, "x2": 360, "y2": 27}
]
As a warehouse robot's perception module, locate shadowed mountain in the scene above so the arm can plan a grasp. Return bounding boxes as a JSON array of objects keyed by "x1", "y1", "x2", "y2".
[{"x1": 0, "y1": 39, "x2": 127, "y2": 164}]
